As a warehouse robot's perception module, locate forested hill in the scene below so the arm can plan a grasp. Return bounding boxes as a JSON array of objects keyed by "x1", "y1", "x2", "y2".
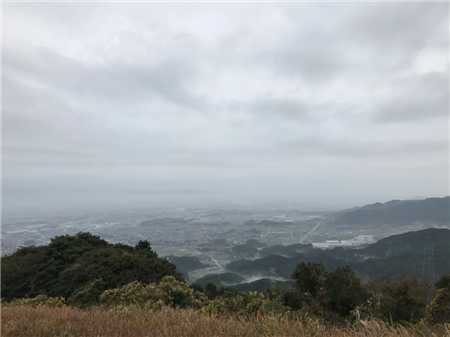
[
  {"x1": 1, "y1": 233, "x2": 181, "y2": 302},
  {"x1": 333, "y1": 196, "x2": 449, "y2": 226},
  {"x1": 225, "y1": 228, "x2": 450, "y2": 281},
  {"x1": 361, "y1": 227, "x2": 450, "y2": 258}
]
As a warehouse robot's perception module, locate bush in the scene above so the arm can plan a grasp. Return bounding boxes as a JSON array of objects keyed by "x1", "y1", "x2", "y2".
[
  {"x1": 100, "y1": 276, "x2": 207, "y2": 309},
  {"x1": 324, "y1": 267, "x2": 371, "y2": 318},
  {"x1": 5, "y1": 294, "x2": 65, "y2": 308},
  {"x1": 202, "y1": 291, "x2": 288, "y2": 317},
  {"x1": 373, "y1": 276, "x2": 431, "y2": 324},
  {"x1": 427, "y1": 274, "x2": 450, "y2": 324},
  {"x1": 68, "y1": 279, "x2": 106, "y2": 308},
  {"x1": 291, "y1": 262, "x2": 326, "y2": 299}
]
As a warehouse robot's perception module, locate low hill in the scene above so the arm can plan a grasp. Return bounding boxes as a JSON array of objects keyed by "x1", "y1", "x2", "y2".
[
  {"x1": 226, "y1": 253, "x2": 348, "y2": 279},
  {"x1": 244, "y1": 220, "x2": 287, "y2": 226},
  {"x1": 194, "y1": 272, "x2": 244, "y2": 287},
  {"x1": 229, "y1": 278, "x2": 294, "y2": 292},
  {"x1": 166, "y1": 256, "x2": 205, "y2": 272},
  {"x1": 245, "y1": 239, "x2": 267, "y2": 248},
  {"x1": 232, "y1": 244, "x2": 258, "y2": 257},
  {"x1": 333, "y1": 197, "x2": 449, "y2": 226},
  {"x1": 360, "y1": 228, "x2": 450, "y2": 258},
  {"x1": 259, "y1": 243, "x2": 314, "y2": 257},
  {"x1": 1, "y1": 233, "x2": 180, "y2": 302},
  {"x1": 226, "y1": 228, "x2": 450, "y2": 281}
]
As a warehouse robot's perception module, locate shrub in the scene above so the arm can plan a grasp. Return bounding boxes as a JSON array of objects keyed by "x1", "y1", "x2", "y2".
[
  {"x1": 373, "y1": 276, "x2": 431, "y2": 324},
  {"x1": 324, "y1": 267, "x2": 371, "y2": 318},
  {"x1": 5, "y1": 294, "x2": 65, "y2": 308},
  {"x1": 100, "y1": 276, "x2": 207, "y2": 309},
  {"x1": 68, "y1": 279, "x2": 106, "y2": 308},
  {"x1": 427, "y1": 274, "x2": 450, "y2": 324},
  {"x1": 202, "y1": 291, "x2": 288, "y2": 317}
]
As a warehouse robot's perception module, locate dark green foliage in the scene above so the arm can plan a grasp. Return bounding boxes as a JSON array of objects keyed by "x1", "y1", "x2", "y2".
[
  {"x1": 427, "y1": 274, "x2": 450, "y2": 324},
  {"x1": 292, "y1": 262, "x2": 326, "y2": 298},
  {"x1": 204, "y1": 283, "x2": 218, "y2": 299},
  {"x1": 1, "y1": 245, "x2": 49, "y2": 300},
  {"x1": 281, "y1": 287, "x2": 308, "y2": 311},
  {"x1": 1, "y1": 232, "x2": 180, "y2": 305},
  {"x1": 226, "y1": 229, "x2": 450, "y2": 281},
  {"x1": 374, "y1": 276, "x2": 431, "y2": 324},
  {"x1": 57, "y1": 246, "x2": 180, "y2": 299},
  {"x1": 361, "y1": 228, "x2": 450, "y2": 259},
  {"x1": 190, "y1": 283, "x2": 204, "y2": 293},
  {"x1": 324, "y1": 267, "x2": 371, "y2": 317},
  {"x1": 436, "y1": 274, "x2": 450, "y2": 290},
  {"x1": 226, "y1": 254, "x2": 291, "y2": 277},
  {"x1": 290, "y1": 263, "x2": 370, "y2": 320},
  {"x1": 135, "y1": 240, "x2": 157, "y2": 257}
]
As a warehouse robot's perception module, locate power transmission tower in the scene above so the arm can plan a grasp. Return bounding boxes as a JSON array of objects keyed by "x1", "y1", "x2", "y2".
[{"x1": 422, "y1": 243, "x2": 436, "y2": 284}]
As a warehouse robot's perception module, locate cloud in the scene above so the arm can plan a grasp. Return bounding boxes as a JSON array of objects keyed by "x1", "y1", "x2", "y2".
[
  {"x1": 373, "y1": 72, "x2": 449, "y2": 123},
  {"x1": 2, "y1": 2, "x2": 449, "y2": 204}
]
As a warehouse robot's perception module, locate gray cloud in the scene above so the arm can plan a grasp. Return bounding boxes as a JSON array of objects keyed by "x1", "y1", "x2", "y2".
[
  {"x1": 282, "y1": 138, "x2": 449, "y2": 158},
  {"x1": 373, "y1": 72, "x2": 449, "y2": 123},
  {"x1": 2, "y1": 2, "x2": 449, "y2": 206}
]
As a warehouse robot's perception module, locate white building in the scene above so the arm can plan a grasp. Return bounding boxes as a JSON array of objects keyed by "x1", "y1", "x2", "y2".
[{"x1": 312, "y1": 235, "x2": 374, "y2": 249}]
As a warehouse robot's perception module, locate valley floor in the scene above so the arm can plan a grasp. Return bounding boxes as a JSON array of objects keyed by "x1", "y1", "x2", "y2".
[{"x1": 2, "y1": 306, "x2": 449, "y2": 337}]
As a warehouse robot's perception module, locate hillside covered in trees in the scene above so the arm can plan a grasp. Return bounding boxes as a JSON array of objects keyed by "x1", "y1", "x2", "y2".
[
  {"x1": 1, "y1": 232, "x2": 181, "y2": 302},
  {"x1": 225, "y1": 228, "x2": 450, "y2": 281},
  {"x1": 2, "y1": 231, "x2": 450, "y2": 335},
  {"x1": 332, "y1": 196, "x2": 449, "y2": 226}
]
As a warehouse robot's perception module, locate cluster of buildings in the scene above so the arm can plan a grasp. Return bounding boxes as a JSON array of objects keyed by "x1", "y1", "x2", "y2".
[{"x1": 312, "y1": 235, "x2": 374, "y2": 249}]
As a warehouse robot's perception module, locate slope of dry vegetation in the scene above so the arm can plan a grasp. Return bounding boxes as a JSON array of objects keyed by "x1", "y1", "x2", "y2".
[{"x1": 2, "y1": 305, "x2": 449, "y2": 337}]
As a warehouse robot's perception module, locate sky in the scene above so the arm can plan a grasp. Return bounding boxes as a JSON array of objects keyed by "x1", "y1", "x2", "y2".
[{"x1": 2, "y1": 2, "x2": 449, "y2": 210}]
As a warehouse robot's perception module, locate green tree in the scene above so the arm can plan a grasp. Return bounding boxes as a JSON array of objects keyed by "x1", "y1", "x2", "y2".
[
  {"x1": 375, "y1": 276, "x2": 431, "y2": 324},
  {"x1": 291, "y1": 262, "x2": 326, "y2": 298},
  {"x1": 324, "y1": 266, "x2": 371, "y2": 317},
  {"x1": 204, "y1": 283, "x2": 218, "y2": 300},
  {"x1": 1, "y1": 232, "x2": 181, "y2": 302},
  {"x1": 427, "y1": 274, "x2": 450, "y2": 324}
]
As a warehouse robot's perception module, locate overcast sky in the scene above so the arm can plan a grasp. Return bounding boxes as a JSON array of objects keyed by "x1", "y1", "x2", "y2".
[{"x1": 3, "y1": 2, "x2": 449, "y2": 208}]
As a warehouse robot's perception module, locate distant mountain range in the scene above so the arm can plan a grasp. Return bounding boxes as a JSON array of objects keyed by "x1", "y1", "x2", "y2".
[
  {"x1": 331, "y1": 196, "x2": 449, "y2": 226},
  {"x1": 224, "y1": 228, "x2": 450, "y2": 282}
]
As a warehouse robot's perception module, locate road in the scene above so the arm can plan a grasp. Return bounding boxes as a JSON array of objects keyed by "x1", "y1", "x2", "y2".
[
  {"x1": 211, "y1": 258, "x2": 224, "y2": 271},
  {"x1": 299, "y1": 221, "x2": 321, "y2": 243}
]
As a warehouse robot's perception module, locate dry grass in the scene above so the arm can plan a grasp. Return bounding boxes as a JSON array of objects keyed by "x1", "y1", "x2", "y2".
[{"x1": 2, "y1": 306, "x2": 450, "y2": 337}]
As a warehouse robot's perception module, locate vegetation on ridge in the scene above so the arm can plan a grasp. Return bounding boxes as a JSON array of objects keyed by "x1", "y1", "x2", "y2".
[{"x1": 2, "y1": 231, "x2": 450, "y2": 335}]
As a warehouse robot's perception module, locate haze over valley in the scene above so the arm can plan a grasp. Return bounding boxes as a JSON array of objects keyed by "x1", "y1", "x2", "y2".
[{"x1": 2, "y1": 3, "x2": 449, "y2": 335}]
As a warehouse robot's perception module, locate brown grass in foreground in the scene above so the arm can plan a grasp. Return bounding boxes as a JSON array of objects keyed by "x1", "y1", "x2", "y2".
[{"x1": 2, "y1": 306, "x2": 449, "y2": 337}]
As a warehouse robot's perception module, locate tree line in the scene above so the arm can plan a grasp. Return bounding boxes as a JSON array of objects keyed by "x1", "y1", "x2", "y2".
[{"x1": 2, "y1": 232, "x2": 449, "y2": 326}]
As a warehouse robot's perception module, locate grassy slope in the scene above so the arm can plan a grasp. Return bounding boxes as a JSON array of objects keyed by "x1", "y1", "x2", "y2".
[{"x1": 2, "y1": 306, "x2": 449, "y2": 337}]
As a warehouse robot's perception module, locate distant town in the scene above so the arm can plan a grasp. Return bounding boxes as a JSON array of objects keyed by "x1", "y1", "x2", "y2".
[{"x1": 3, "y1": 199, "x2": 442, "y2": 284}]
